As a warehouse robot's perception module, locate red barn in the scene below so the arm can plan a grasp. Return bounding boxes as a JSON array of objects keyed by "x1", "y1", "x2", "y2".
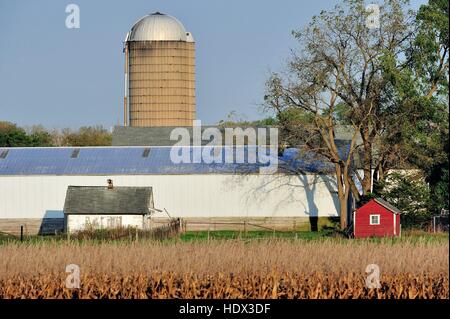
[{"x1": 353, "y1": 198, "x2": 401, "y2": 238}]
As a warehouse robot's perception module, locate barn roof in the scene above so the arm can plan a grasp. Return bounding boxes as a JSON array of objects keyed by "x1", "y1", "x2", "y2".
[
  {"x1": 112, "y1": 126, "x2": 275, "y2": 146},
  {"x1": 373, "y1": 197, "x2": 401, "y2": 214},
  {"x1": 111, "y1": 125, "x2": 362, "y2": 146},
  {"x1": 0, "y1": 146, "x2": 348, "y2": 176},
  {"x1": 64, "y1": 186, "x2": 153, "y2": 215}
]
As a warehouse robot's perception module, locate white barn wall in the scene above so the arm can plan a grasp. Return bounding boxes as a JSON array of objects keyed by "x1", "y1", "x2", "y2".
[
  {"x1": 67, "y1": 215, "x2": 144, "y2": 232},
  {"x1": 0, "y1": 174, "x2": 339, "y2": 220}
]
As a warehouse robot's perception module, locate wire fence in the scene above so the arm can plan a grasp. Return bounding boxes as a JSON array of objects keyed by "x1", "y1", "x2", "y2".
[
  {"x1": 65, "y1": 219, "x2": 182, "y2": 241},
  {"x1": 432, "y1": 210, "x2": 449, "y2": 233},
  {"x1": 175, "y1": 220, "x2": 308, "y2": 240}
]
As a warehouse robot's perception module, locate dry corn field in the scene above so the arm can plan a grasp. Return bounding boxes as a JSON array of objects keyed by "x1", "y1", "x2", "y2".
[{"x1": 0, "y1": 239, "x2": 448, "y2": 299}]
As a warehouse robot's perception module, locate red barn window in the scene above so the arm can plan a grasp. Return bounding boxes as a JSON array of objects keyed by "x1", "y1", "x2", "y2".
[{"x1": 369, "y1": 214, "x2": 380, "y2": 225}]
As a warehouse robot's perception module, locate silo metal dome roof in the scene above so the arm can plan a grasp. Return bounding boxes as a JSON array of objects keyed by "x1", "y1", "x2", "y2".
[
  {"x1": 185, "y1": 32, "x2": 195, "y2": 43},
  {"x1": 127, "y1": 12, "x2": 191, "y2": 42}
]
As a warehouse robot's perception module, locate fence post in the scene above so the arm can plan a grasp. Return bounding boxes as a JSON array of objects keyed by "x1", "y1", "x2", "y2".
[
  {"x1": 207, "y1": 222, "x2": 210, "y2": 242},
  {"x1": 244, "y1": 221, "x2": 247, "y2": 237},
  {"x1": 20, "y1": 225, "x2": 23, "y2": 242},
  {"x1": 433, "y1": 216, "x2": 436, "y2": 233}
]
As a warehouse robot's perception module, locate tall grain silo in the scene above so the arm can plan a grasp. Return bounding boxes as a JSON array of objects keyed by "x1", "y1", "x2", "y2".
[{"x1": 123, "y1": 12, "x2": 195, "y2": 127}]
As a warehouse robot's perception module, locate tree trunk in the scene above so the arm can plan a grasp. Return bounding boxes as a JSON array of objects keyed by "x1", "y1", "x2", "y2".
[
  {"x1": 373, "y1": 160, "x2": 386, "y2": 184},
  {"x1": 348, "y1": 175, "x2": 361, "y2": 202},
  {"x1": 362, "y1": 128, "x2": 373, "y2": 195},
  {"x1": 378, "y1": 162, "x2": 386, "y2": 182},
  {"x1": 336, "y1": 164, "x2": 348, "y2": 230},
  {"x1": 339, "y1": 197, "x2": 348, "y2": 230}
]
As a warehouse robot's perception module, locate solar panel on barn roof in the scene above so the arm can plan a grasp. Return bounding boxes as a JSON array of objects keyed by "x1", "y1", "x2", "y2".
[{"x1": 0, "y1": 146, "x2": 344, "y2": 176}]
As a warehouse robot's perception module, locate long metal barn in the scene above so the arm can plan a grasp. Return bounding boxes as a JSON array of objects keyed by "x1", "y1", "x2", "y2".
[{"x1": 0, "y1": 147, "x2": 340, "y2": 235}]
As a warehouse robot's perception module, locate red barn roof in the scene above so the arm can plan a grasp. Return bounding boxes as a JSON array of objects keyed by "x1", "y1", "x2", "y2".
[{"x1": 372, "y1": 197, "x2": 401, "y2": 214}]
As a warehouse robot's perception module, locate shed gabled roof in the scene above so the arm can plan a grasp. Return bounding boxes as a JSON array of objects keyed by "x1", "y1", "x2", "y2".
[
  {"x1": 63, "y1": 186, "x2": 153, "y2": 215},
  {"x1": 373, "y1": 197, "x2": 401, "y2": 214}
]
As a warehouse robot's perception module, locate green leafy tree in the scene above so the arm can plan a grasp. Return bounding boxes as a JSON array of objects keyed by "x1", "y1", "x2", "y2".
[
  {"x1": 413, "y1": 0, "x2": 449, "y2": 214},
  {"x1": 0, "y1": 122, "x2": 29, "y2": 146},
  {"x1": 0, "y1": 121, "x2": 53, "y2": 147},
  {"x1": 61, "y1": 126, "x2": 112, "y2": 146},
  {"x1": 377, "y1": 172, "x2": 432, "y2": 228},
  {"x1": 375, "y1": 0, "x2": 449, "y2": 215},
  {"x1": 0, "y1": 122, "x2": 112, "y2": 147},
  {"x1": 218, "y1": 111, "x2": 278, "y2": 127},
  {"x1": 28, "y1": 125, "x2": 54, "y2": 146}
]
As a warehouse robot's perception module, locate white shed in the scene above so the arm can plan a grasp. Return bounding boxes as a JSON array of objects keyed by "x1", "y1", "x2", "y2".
[{"x1": 63, "y1": 185, "x2": 155, "y2": 233}]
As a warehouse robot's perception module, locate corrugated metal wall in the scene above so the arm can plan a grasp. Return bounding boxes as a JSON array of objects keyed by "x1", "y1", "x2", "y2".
[
  {"x1": 0, "y1": 174, "x2": 339, "y2": 219},
  {"x1": 128, "y1": 41, "x2": 195, "y2": 126}
]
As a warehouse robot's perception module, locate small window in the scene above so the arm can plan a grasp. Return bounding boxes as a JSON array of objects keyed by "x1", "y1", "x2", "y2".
[
  {"x1": 142, "y1": 148, "x2": 151, "y2": 158},
  {"x1": 370, "y1": 214, "x2": 380, "y2": 225},
  {"x1": 71, "y1": 149, "x2": 80, "y2": 158},
  {"x1": 0, "y1": 150, "x2": 9, "y2": 159}
]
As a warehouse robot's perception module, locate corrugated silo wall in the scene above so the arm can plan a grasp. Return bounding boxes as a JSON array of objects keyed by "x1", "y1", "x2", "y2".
[
  {"x1": 187, "y1": 41, "x2": 195, "y2": 122},
  {"x1": 128, "y1": 41, "x2": 195, "y2": 126}
]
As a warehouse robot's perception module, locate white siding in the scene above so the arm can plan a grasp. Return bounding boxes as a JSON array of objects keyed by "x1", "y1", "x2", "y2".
[
  {"x1": 67, "y1": 214, "x2": 143, "y2": 232},
  {"x1": 0, "y1": 174, "x2": 339, "y2": 219}
]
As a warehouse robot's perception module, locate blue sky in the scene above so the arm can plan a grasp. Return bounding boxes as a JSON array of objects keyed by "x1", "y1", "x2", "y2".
[{"x1": 0, "y1": 0, "x2": 427, "y2": 129}]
